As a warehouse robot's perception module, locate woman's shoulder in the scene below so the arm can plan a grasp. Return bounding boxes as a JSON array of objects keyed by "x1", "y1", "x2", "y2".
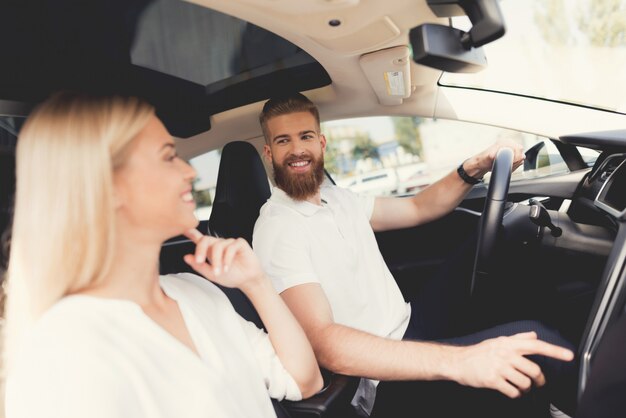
[
  {"x1": 32, "y1": 295, "x2": 115, "y2": 333},
  {"x1": 6, "y1": 298, "x2": 129, "y2": 417},
  {"x1": 19, "y1": 296, "x2": 133, "y2": 355},
  {"x1": 160, "y1": 273, "x2": 233, "y2": 307},
  {"x1": 9, "y1": 297, "x2": 124, "y2": 388},
  {"x1": 161, "y1": 272, "x2": 222, "y2": 294}
]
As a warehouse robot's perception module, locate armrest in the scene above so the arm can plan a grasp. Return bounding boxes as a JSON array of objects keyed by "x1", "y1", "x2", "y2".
[{"x1": 282, "y1": 369, "x2": 360, "y2": 418}]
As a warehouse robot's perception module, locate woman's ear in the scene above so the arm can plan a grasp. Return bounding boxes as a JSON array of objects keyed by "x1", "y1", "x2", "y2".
[
  {"x1": 112, "y1": 188, "x2": 124, "y2": 210},
  {"x1": 111, "y1": 176, "x2": 126, "y2": 210}
]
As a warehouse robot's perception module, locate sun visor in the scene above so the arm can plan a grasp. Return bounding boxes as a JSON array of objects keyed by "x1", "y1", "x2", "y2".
[{"x1": 359, "y1": 46, "x2": 412, "y2": 106}]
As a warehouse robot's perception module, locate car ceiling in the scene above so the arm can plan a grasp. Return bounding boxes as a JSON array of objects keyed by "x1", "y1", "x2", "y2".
[
  {"x1": 0, "y1": 0, "x2": 449, "y2": 153},
  {"x1": 157, "y1": 0, "x2": 626, "y2": 159},
  {"x1": 2, "y1": 0, "x2": 624, "y2": 160},
  {"x1": 177, "y1": 0, "x2": 448, "y2": 157}
]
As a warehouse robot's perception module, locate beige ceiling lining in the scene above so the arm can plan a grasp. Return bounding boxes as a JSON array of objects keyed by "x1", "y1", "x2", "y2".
[
  {"x1": 176, "y1": 0, "x2": 446, "y2": 157},
  {"x1": 233, "y1": 0, "x2": 360, "y2": 16},
  {"x1": 311, "y1": 16, "x2": 401, "y2": 55}
]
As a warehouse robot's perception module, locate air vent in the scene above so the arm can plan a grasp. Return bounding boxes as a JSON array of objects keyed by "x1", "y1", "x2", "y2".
[{"x1": 592, "y1": 154, "x2": 626, "y2": 183}]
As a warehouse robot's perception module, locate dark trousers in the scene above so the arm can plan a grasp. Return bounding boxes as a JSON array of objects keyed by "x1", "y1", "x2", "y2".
[{"x1": 372, "y1": 247, "x2": 577, "y2": 418}]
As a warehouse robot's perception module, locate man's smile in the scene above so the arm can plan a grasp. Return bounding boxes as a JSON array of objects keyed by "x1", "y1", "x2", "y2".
[{"x1": 286, "y1": 158, "x2": 312, "y2": 173}]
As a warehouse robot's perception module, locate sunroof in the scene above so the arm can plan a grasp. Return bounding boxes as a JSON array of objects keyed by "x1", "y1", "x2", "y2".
[
  {"x1": 0, "y1": 0, "x2": 330, "y2": 138},
  {"x1": 131, "y1": 0, "x2": 322, "y2": 91}
]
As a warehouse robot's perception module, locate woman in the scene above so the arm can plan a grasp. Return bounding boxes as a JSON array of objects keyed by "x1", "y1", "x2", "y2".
[{"x1": 3, "y1": 92, "x2": 323, "y2": 417}]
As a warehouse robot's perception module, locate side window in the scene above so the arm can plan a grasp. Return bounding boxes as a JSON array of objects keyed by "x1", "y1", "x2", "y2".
[
  {"x1": 578, "y1": 146, "x2": 600, "y2": 167},
  {"x1": 321, "y1": 117, "x2": 569, "y2": 196},
  {"x1": 188, "y1": 148, "x2": 222, "y2": 221},
  {"x1": 509, "y1": 139, "x2": 566, "y2": 182}
]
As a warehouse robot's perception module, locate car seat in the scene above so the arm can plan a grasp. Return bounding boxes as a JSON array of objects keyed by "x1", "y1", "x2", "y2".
[{"x1": 208, "y1": 140, "x2": 271, "y2": 245}]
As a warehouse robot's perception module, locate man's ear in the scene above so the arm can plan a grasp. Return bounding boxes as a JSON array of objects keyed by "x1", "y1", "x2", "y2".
[
  {"x1": 320, "y1": 134, "x2": 327, "y2": 152},
  {"x1": 263, "y1": 143, "x2": 273, "y2": 163}
]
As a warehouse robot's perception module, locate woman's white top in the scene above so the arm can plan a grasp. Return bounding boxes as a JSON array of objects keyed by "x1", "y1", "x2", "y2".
[{"x1": 5, "y1": 273, "x2": 301, "y2": 418}]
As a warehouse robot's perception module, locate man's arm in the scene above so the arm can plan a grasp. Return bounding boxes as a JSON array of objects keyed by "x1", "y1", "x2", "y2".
[
  {"x1": 369, "y1": 139, "x2": 525, "y2": 232},
  {"x1": 282, "y1": 282, "x2": 574, "y2": 398}
]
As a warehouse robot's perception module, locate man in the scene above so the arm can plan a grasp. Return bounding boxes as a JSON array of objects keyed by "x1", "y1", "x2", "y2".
[{"x1": 253, "y1": 93, "x2": 574, "y2": 417}]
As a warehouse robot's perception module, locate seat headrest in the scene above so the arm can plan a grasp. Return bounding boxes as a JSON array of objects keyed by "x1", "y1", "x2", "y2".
[
  {"x1": 208, "y1": 141, "x2": 271, "y2": 244},
  {"x1": 213, "y1": 141, "x2": 270, "y2": 207}
]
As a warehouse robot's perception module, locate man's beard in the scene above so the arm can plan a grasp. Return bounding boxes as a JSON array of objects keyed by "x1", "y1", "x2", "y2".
[{"x1": 273, "y1": 152, "x2": 325, "y2": 201}]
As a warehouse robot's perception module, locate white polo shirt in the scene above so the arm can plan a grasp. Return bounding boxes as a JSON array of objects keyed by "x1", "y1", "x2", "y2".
[{"x1": 253, "y1": 184, "x2": 411, "y2": 415}]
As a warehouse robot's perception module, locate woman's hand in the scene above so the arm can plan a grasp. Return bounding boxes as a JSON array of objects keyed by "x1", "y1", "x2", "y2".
[
  {"x1": 183, "y1": 229, "x2": 265, "y2": 291},
  {"x1": 184, "y1": 229, "x2": 324, "y2": 397}
]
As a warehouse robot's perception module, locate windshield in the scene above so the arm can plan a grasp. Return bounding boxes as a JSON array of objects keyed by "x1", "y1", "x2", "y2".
[{"x1": 440, "y1": 0, "x2": 626, "y2": 114}]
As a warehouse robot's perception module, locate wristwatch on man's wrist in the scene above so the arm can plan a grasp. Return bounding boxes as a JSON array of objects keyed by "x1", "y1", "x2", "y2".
[{"x1": 457, "y1": 161, "x2": 483, "y2": 185}]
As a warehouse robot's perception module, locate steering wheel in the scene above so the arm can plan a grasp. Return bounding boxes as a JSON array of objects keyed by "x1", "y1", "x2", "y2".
[{"x1": 470, "y1": 147, "x2": 514, "y2": 296}]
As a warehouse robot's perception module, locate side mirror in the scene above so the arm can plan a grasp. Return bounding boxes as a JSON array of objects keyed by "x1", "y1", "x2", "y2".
[{"x1": 524, "y1": 142, "x2": 550, "y2": 171}]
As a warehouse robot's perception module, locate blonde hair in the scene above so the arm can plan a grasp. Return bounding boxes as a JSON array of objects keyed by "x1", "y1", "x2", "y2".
[{"x1": 2, "y1": 92, "x2": 154, "y2": 373}]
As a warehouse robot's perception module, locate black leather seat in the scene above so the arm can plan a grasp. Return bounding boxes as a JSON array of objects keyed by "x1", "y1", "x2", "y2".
[
  {"x1": 204, "y1": 140, "x2": 272, "y2": 331},
  {"x1": 208, "y1": 141, "x2": 271, "y2": 245}
]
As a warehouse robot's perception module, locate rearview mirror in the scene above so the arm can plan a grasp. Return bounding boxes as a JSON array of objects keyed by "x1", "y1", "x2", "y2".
[
  {"x1": 409, "y1": 24, "x2": 487, "y2": 73},
  {"x1": 410, "y1": 0, "x2": 505, "y2": 73}
]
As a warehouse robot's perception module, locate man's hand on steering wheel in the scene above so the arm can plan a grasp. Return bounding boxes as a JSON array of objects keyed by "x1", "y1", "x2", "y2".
[{"x1": 463, "y1": 138, "x2": 525, "y2": 180}]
